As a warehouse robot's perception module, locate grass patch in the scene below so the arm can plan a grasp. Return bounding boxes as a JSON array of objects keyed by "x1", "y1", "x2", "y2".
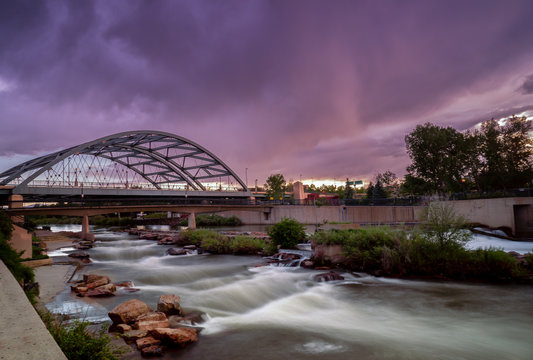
[{"x1": 40, "y1": 312, "x2": 126, "y2": 360}]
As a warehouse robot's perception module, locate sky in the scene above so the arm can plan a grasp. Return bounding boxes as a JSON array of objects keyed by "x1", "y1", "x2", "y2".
[{"x1": 1, "y1": 0, "x2": 533, "y2": 187}]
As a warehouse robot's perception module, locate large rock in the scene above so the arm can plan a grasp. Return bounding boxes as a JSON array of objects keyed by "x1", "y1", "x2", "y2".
[
  {"x1": 168, "y1": 248, "x2": 188, "y2": 256},
  {"x1": 168, "y1": 311, "x2": 206, "y2": 327},
  {"x1": 313, "y1": 271, "x2": 345, "y2": 282},
  {"x1": 157, "y1": 295, "x2": 183, "y2": 316},
  {"x1": 122, "y1": 329, "x2": 149, "y2": 344},
  {"x1": 149, "y1": 328, "x2": 198, "y2": 347},
  {"x1": 83, "y1": 274, "x2": 109, "y2": 284},
  {"x1": 82, "y1": 283, "x2": 117, "y2": 297},
  {"x1": 134, "y1": 312, "x2": 170, "y2": 331},
  {"x1": 136, "y1": 336, "x2": 161, "y2": 350},
  {"x1": 109, "y1": 299, "x2": 152, "y2": 324},
  {"x1": 68, "y1": 251, "x2": 90, "y2": 259},
  {"x1": 141, "y1": 345, "x2": 164, "y2": 357}
]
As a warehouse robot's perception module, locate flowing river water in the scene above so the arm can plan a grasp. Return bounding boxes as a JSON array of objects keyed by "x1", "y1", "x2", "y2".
[{"x1": 46, "y1": 225, "x2": 533, "y2": 359}]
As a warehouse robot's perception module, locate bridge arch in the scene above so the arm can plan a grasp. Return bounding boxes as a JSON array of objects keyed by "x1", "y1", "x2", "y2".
[{"x1": 0, "y1": 131, "x2": 248, "y2": 192}]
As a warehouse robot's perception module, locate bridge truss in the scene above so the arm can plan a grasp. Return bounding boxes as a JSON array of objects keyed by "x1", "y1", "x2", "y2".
[{"x1": 0, "y1": 131, "x2": 248, "y2": 194}]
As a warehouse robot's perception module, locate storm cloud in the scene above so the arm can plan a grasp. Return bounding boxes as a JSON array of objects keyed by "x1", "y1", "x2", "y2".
[{"x1": 1, "y1": 0, "x2": 533, "y2": 184}]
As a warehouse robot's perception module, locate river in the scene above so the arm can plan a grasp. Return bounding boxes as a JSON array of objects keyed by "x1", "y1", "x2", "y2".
[{"x1": 46, "y1": 225, "x2": 533, "y2": 359}]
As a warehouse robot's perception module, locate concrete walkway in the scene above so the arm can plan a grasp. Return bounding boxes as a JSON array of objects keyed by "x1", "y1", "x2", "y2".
[{"x1": 0, "y1": 261, "x2": 67, "y2": 360}]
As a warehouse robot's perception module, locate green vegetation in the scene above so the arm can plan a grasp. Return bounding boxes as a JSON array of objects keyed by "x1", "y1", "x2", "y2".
[
  {"x1": 404, "y1": 116, "x2": 533, "y2": 194},
  {"x1": 40, "y1": 312, "x2": 126, "y2": 360},
  {"x1": 264, "y1": 173, "x2": 286, "y2": 200},
  {"x1": 267, "y1": 218, "x2": 306, "y2": 249},
  {"x1": 179, "y1": 229, "x2": 224, "y2": 246},
  {"x1": 176, "y1": 214, "x2": 242, "y2": 227},
  {"x1": 178, "y1": 229, "x2": 274, "y2": 255},
  {"x1": 201, "y1": 235, "x2": 272, "y2": 255},
  {"x1": 312, "y1": 205, "x2": 531, "y2": 282},
  {"x1": 0, "y1": 211, "x2": 35, "y2": 286}
]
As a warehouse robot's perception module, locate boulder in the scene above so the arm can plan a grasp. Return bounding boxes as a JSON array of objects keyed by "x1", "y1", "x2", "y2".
[
  {"x1": 86, "y1": 276, "x2": 111, "y2": 289},
  {"x1": 158, "y1": 237, "x2": 176, "y2": 245},
  {"x1": 183, "y1": 245, "x2": 196, "y2": 250},
  {"x1": 136, "y1": 336, "x2": 161, "y2": 350},
  {"x1": 116, "y1": 324, "x2": 132, "y2": 334},
  {"x1": 134, "y1": 312, "x2": 170, "y2": 331},
  {"x1": 157, "y1": 295, "x2": 183, "y2": 316},
  {"x1": 109, "y1": 299, "x2": 152, "y2": 324},
  {"x1": 82, "y1": 284, "x2": 116, "y2": 297},
  {"x1": 149, "y1": 327, "x2": 198, "y2": 347},
  {"x1": 71, "y1": 285, "x2": 88, "y2": 294},
  {"x1": 168, "y1": 248, "x2": 188, "y2": 256},
  {"x1": 83, "y1": 274, "x2": 108, "y2": 284},
  {"x1": 168, "y1": 311, "x2": 206, "y2": 327},
  {"x1": 122, "y1": 329, "x2": 149, "y2": 344},
  {"x1": 68, "y1": 251, "x2": 90, "y2": 259},
  {"x1": 314, "y1": 271, "x2": 344, "y2": 282},
  {"x1": 141, "y1": 345, "x2": 164, "y2": 357},
  {"x1": 115, "y1": 281, "x2": 134, "y2": 288}
]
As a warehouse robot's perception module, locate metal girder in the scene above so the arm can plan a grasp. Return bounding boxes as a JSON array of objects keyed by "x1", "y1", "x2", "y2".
[{"x1": 0, "y1": 130, "x2": 248, "y2": 192}]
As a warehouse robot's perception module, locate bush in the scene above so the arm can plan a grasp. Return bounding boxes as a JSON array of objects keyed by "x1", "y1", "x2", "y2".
[
  {"x1": 41, "y1": 312, "x2": 126, "y2": 360},
  {"x1": 180, "y1": 229, "x2": 224, "y2": 246},
  {"x1": 422, "y1": 202, "x2": 471, "y2": 248},
  {"x1": 229, "y1": 236, "x2": 268, "y2": 255},
  {"x1": 0, "y1": 212, "x2": 35, "y2": 285},
  {"x1": 268, "y1": 218, "x2": 306, "y2": 249},
  {"x1": 178, "y1": 214, "x2": 242, "y2": 227}
]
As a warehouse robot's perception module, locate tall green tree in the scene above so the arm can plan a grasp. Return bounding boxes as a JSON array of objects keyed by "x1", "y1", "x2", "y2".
[
  {"x1": 405, "y1": 123, "x2": 475, "y2": 193},
  {"x1": 375, "y1": 171, "x2": 399, "y2": 197},
  {"x1": 264, "y1": 174, "x2": 286, "y2": 200}
]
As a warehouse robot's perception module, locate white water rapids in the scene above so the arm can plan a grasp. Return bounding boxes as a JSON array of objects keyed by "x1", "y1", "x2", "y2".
[{"x1": 45, "y1": 227, "x2": 533, "y2": 359}]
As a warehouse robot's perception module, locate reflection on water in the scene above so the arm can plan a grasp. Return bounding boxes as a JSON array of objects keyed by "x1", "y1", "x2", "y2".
[{"x1": 43, "y1": 228, "x2": 533, "y2": 360}]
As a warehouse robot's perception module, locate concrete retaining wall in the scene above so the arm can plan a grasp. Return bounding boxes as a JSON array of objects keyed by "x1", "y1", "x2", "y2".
[
  {"x1": 0, "y1": 260, "x2": 67, "y2": 360},
  {"x1": 222, "y1": 205, "x2": 424, "y2": 225}
]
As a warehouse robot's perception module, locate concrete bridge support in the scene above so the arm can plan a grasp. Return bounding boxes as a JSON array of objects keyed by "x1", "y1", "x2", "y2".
[
  {"x1": 188, "y1": 212, "x2": 196, "y2": 229},
  {"x1": 81, "y1": 215, "x2": 95, "y2": 241}
]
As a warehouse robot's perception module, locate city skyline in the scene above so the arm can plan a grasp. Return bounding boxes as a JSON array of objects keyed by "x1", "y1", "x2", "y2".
[{"x1": 1, "y1": 0, "x2": 533, "y2": 186}]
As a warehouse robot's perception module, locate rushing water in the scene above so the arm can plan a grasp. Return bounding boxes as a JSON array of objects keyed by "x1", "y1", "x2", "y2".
[{"x1": 46, "y1": 226, "x2": 533, "y2": 359}]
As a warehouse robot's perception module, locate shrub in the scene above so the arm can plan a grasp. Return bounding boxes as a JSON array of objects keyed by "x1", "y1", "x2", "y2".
[
  {"x1": 421, "y1": 202, "x2": 471, "y2": 248},
  {"x1": 41, "y1": 312, "x2": 126, "y2": 360},
  {"x1": 180, "y1": 229, "x2": 224, "y2": 246},
  {"x1": 0, "y1": 212, "x2": 35, "y2": 285},
  {"x1": 229, "y1": 236, "x2": 268, "y2": 255},
  {"x1": 268, "y1": 218, "x2": 306, "y2": 249}
]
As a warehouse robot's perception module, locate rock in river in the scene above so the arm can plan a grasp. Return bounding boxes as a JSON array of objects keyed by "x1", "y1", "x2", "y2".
[
  {"x1": 314, "y1": 271, "x2": 345, "y2": 282},
  {"x1": 109, "y1": 299, "x2": 152, "y2": 324},
  {"x1": 157, "y1": 294, "x2": 183, "y2": 316}
]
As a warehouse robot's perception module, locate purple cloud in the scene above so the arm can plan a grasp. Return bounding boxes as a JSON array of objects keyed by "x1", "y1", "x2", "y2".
[{"x1": 1, "y1": 0, "x2": 533, "y2": 184}]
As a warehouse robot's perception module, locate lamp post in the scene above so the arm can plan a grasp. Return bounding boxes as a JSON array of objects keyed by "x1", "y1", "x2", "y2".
[{"x1": 245, "y1": 168, "x2": 248, "y2": 189}]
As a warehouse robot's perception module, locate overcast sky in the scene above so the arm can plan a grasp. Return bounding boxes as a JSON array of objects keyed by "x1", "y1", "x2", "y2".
[{"x1": 1, "y1": 0, "x2": 533, "y2": 186}]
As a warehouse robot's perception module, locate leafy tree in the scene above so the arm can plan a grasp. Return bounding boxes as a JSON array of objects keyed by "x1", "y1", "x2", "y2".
[
  {"x1": 375, "y1": 171, "x2": 399, "y2": 197},
  {"x1": 405, "y1": 123, "x2": 475, "y2": 193},
  {"x1": 366, "y1": 182, "x2": 374, "y2": 199},
  {"x1": 400, "y1": 174, "x2": 432, "y2": 195},
  {"x1": 267, "y1": 218, "x2": 306, "y2": 249},
  {"x1": 501, "y1": 116, "x2": 533, "y2": 188},
  {"x1": 264, "y1": 174, "x2": 286, "y2": 200}
]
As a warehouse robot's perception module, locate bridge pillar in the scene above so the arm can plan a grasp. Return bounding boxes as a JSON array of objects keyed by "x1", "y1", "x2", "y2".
[
  {"x1": 8, "y1": 195, "x2": 24, "y2": 224},
  {"x1": 81, "y1": 215, "x2": 95, "y2": 242},
  {"x1": 188, "y1": 212, "x2": 196, "y2": 229}
]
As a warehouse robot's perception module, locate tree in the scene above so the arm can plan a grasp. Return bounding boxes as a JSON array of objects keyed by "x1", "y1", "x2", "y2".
[
  {"x1": 400, "y1": 174, "x2": 432, "y2": 195},
  {"x1": 344, "y1": 178, "x2": 354, "y2": 199},
  {"x1": 477, "y1": 116, "x2": 533, "y2": 190},
  {"x1": 501, "y1": 116, "x2": 533, "y2": 188},
  {"x1": 375, "y1": 171, "x2": 399, "y2": 197},
  {"x1": 405, "y1": 123, "x2": 475, "y2": 194},
  {"x1": 264, "y1": 174, "x2": 286, "y2": 200}
]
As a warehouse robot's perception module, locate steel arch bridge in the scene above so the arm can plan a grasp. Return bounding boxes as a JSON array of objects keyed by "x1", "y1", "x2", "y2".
[{"x1": 0, "y1": 131, "x2": 249, "y2": 199}]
